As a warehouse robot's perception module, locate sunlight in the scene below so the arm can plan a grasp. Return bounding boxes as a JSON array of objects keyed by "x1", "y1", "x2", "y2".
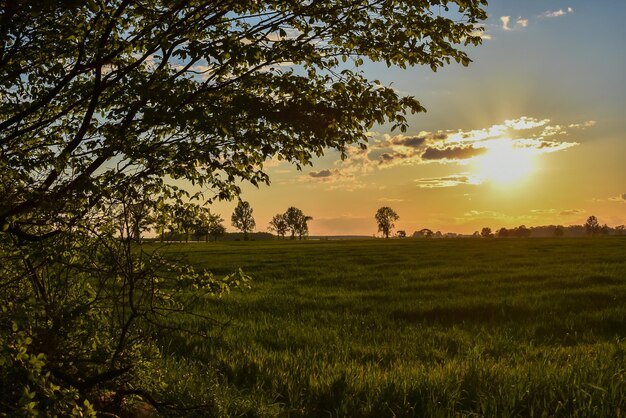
[{"x1": 473, "y1": 139, "x2": 536, "y2": 185}]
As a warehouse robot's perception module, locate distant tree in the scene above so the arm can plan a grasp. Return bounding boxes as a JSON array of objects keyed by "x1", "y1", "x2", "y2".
[
  {"x1": 397, "y1": 230, "x2": 407, "y2": 238},
  {"x1": 268, "y1": 213, "x2": 288, "y2": 239},
  {"x1": 481, "y1": 227, "x2": 493, "y2": 238},
  {"x1": 297, "y1": 215, "x2": 313, "y2": 240},
  {"x1": 419, "y1": 228, "x2": 434, "y2": 238},
  {"x1": 616, "y1": 225, "x2": 625, "y2": 235},
  {"x1": 375, "y1": 207, "x2": 399, "y2": 238},
  {"x1": 513, "y1": 225, "x2": 531, "y2": 238},
  {"x1": 231, "y1": 201, "x2": 256, "y2": 240},
  {"x1": 554, "y1": 225, "x2": 564, "y2": 237},
  {"x1": 472, "y1": 231, "x2": 480, "y2": 237},
  {"x1": 435, "y1": 231, "x2": 442, "y2": 238},
  {"x1": 284, "y1": 207, "x2": 313, "y2": 240},
  {"x1": 600, "y1": 224, "x2": 611, "y2": 235},
  {"x1": 584, "y1": 216, "x2": 600, "y2": 236},
  {"x1": 496, "y1": 227, "x2": 509, "y2": 238},
  {"x1": 208, "y1": 220, "x2": 226, "y2": 242}
]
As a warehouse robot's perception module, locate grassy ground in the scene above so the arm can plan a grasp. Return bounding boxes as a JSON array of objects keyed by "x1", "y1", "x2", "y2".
[{"x1": 155, "y1": 237, "x2": 626, "y2": 417}]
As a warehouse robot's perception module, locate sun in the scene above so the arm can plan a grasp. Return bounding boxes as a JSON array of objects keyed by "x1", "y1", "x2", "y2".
[{"x1": 473, "y1": 139, "x2": 536, "y2": 185}]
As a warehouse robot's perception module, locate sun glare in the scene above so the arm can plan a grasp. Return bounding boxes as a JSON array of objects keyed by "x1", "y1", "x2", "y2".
[{"x1": 473, "y1": 140, "x2": 536, "y2": 185}]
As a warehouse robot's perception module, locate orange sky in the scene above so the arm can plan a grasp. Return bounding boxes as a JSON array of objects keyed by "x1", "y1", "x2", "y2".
[{"x1": 204, "y1": 1, "x2": 626, "y2": 236}]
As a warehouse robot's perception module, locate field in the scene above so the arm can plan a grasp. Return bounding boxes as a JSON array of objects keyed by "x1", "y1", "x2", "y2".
[{"x1": 154, "y1": 237, "x2": 626, "y2": 417}]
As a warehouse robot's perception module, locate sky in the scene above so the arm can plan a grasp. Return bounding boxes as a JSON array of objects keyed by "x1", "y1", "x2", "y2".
[{"x1": 212, "y1": 0, "x2": 626, "y2": 236}]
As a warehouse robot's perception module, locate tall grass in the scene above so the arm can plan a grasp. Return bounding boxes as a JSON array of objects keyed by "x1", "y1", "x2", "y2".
[{"x1": 154, "y1": 238, "x2": 626, "y2": 417}]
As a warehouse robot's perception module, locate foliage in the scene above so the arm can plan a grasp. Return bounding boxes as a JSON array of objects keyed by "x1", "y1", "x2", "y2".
[
  {"x1": 375, "y1": 207, "x2": 399, "y2": 238},
  {"x1": 585, "y1": 216, "x2": 600, "y2": 236},
  {"x1": 268, "y1": 213, "x2": 288, "y2": 239},
  {"x1": 194, "y1": 210, "x2": 226, "y2": 242},
  {"x1": 231, "y1": 201, "x2": 256, "y2": 240},
  {"x1": 282, "y1": 207, "x2": 313, "y2": 240},
  {"x1": 0, "y1": 0, "x2": 487, "y2": 413},
  {"x1": 480, "y1": 227, "x2": 492, "y2": 238}
]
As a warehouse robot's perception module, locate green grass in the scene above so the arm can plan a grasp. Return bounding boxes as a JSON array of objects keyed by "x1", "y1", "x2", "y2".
[{"x1": 154, "y1": 238, "x2": 626, "y2": 417}]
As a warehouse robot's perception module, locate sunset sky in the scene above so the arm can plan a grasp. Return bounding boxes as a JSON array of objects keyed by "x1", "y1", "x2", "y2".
[{"x1": 212, "y1": 0, "x2": 626, "y2": 236}]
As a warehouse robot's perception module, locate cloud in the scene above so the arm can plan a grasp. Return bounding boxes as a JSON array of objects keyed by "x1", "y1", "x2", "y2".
[
  {"x1": 505, "y1": 116, "x2": 548, "y2": 130},
  {"x1": 415, "y1": 174, "x2": 482, "y2": 188},
  {"x1": 530, "y1": 209, "x2": 557, "y2": 215},
  {"x1": 559, "y1": 209, "x2": 585, "y2": 216},
  {"x1": 463, "y1": 210, "x2": 506, "y2": 219},
  {"x1": 378, "y1": 197, "x2": 404, "y2": 203},
  {"x1": 500, "y1": 16, "x2": 511, "y2": 31},
  {"x1": 500, "y1": 15, "x2": 528, "y2": 31},
  {"x1": 311, "y1": 116, "x2": 588, "y2": 186},
  {"x1": 421, "y1": 145, "x2": 487, "y2": 161},
  {"x1": 541, "y1": 7, "x2": 574, "y2": 18},
  {"x1": 568, "y1": 120, "x2": 596, "y2": 129},
  {"x1": 608, "y1": 194, "x2": 626, "y2": 202},
  {"x1": 309, "y1": 169, "x2": 336, "y2": 178},
  {"x1": 389, "y1": 135, "x2": 429, "y2": 148}
]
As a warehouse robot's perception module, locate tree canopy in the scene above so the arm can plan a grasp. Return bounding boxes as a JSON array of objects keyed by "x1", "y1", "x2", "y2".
[
  {"x1": 1, "y1": 0, "x2": 486, "y2": 240},
  {"x1": 375, "y1": 206, "x2": 399, "y2": 238},
  {"x1": 231, "y1": 200, "x2": 256, "y2": 239}
]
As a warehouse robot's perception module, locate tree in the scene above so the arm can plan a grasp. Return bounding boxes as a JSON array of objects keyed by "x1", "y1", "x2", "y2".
[
  {"x1": 553, "y1": 225, "x2": 564, "y2": 237},
  {"x1": 268, "y1": 213, "x2": 288, "y2": 239},
  {"x1": 193, "y1": 210, "x2": 225, "y2": 242},
  {"x1": 480, "y1": 227, "x2": 493, "y2": 238},
  {"x1": 496, "y1": 227, "x2": 509, "y2": 238},
  {"x1": 0, "y1": 1, "x2": 487, "y2": 413},
  {"x1": 397, "y1": 230, "x2": 406, "y2": 238},
  {"x1": 297, "y1": 215, "x2": 314, "y2": 240},
  {"x1": 375, "y1": 207, "x2": 399, "y2": 238},
  {"x1": 512, "y1": 225, "x2": 531, "y2": 238},
  {"x1": 231, "y1": 201, "x2": 256, "y2": 240},
  {"x1": 284, "y1": 207, "x2": 313, "y2": 240},
  {"x1": 208, "y1": 214, "x2": 227, "y2": 242},
  {"x1": 585, "y1": 216, "x2": 600, "y2": 236},
  {"x1": 415, "y1": 228, "x2": 434, "y2": 238}
]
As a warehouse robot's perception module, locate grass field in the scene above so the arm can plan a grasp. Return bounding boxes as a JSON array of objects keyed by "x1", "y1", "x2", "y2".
[{"x1": 154, "y1": 237, "x2": 626, "y2": 417}]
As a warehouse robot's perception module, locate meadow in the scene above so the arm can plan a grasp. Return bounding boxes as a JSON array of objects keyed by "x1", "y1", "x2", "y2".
[{"x1": 154, "y1": 237, "x2": 626, "y2": 417}]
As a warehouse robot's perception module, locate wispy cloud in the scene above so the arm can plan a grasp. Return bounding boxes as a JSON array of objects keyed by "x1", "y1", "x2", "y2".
[
  {"x1": 500, "y1": 16, "x2": 511, "y2": 31},
  {"x1": 540, "y1": 7, "x2": 574, "y2": 18},
  {"x1": 608, "y1": 194, "x2": 626, "y2": 202},
  {"x1": 421, "y1": 145, "x2": 486, "y2": 161},
  {"x1": 500, "y1": 15, "x2": 529, "y2": 31},
  {"x1": 559, "y1": 209, "x2": 585, "y2": 216},
  {"x1": 309, "y1": 169, "x2": 337, "y2": 178},
  {"x1": 415, "y1": 174, "x2": 482, "y2": 188}
]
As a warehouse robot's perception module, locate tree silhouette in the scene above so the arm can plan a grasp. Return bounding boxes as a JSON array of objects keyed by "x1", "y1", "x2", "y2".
[
  {"x1": 284, "y1": 207, "x2": 313, "y2": 240},
  {"x1": 480, "y1": 227, "x2": 493, "y2": 238},
  {"x1": 268, "y1": 213, "x2": 288, "y2": 239},
  {"x1": 554, "y1": 226, "x2": 564, "y2": 237},
  {"x1": 231, "y1": 201, "x2": 256, "y2": 240},
  {"x1": 375, "y1": 207, "x2": 399, "y2": 238},
  {"x1": 585, "y1": 216, "x2": 600, "y2": 236},
  {"x1": 496, "y1": 227, "x2": 509, "y2": 238}
]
